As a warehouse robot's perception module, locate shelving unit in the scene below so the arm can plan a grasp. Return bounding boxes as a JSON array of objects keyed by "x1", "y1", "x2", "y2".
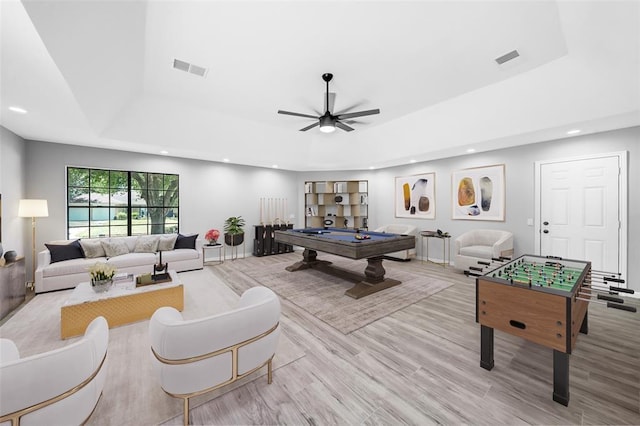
[{"x1": 304, "y1": 180, "x2": 368, "y2": 229}]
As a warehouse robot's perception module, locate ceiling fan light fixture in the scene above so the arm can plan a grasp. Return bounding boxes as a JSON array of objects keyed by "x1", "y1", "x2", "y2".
[{"x1": 319, "y1": 115, "x2": 336, "y2": 133}]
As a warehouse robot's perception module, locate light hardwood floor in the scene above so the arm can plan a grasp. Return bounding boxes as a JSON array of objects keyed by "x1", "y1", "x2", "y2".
[{"x1": 163, "y1": 259, "x2": 640, "y2": 425}]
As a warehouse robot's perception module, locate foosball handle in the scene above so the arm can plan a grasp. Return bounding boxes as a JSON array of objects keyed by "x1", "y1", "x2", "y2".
[
  {"x1": 597, "y1": 294, "x2": 624, "y2": 304},
  {"x1": 546, "y1": 255, "x2": 563, "y2": 260},
  {"x1": 607, "y1": 302, "x2": 637, "y2": 312},
  {"x1": 604, "y1": 277, "x2": 626, "y2": 284},
  {"x1": 609, "y1": 286, "x2": 634, "y2": 294}
]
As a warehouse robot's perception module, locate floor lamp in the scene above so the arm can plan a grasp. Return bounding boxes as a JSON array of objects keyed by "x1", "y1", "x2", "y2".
[{"x1": 18, "y1": 199, "x2": 49, "y2": 290}]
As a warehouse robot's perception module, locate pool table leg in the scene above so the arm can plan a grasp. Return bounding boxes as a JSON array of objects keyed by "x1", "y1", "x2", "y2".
[
  {"x1": 345, "y1": 257, "x2": 401, "y2": 299},
  {"x1": 285, "y1": 249, "x2": 332, "y2": 272}
]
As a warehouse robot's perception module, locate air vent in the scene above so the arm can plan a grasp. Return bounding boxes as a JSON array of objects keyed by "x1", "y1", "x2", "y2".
[
  {"x1": 173, "y1": 58, "x2": 208, "y2": 78},
  {"x1": 495, "y1": 49, "x2": 520, "y2": 65}
]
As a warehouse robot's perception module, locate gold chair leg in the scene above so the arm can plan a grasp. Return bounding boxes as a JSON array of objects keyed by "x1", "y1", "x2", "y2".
[
  {"x1": 183, "y1": 397, "x2": 189, "y2": 426},
  {"x1": 267, "y1": 358, "x2": 273, "y2": 384}
]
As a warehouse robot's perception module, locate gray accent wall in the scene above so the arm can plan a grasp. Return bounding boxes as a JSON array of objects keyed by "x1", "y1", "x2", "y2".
[
  {"x1": 0, "y1": 126, "x2": 27, "y2": 269},
  {"x1": 298, "y1": 126, "x2": 640, "y2": 292},
  {"x1": 13, "y1": 125, "x2": 640, "y2": 292},
  {"x1": 24, "y1": 140, "x2": 299, "y2": 269}
]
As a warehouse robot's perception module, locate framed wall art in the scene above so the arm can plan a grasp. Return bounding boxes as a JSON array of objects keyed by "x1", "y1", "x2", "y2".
[
  {"x1": 395, "y1": 173, "x2": 435, "y2": 219},
  {"x1": 452, "y1": 164, "x2": 505, "y2": 221}
]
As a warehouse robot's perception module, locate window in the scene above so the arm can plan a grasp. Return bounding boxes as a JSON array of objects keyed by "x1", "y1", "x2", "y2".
[{"x1": 67, "y1": 167, "x2": 179, "y2": 239}]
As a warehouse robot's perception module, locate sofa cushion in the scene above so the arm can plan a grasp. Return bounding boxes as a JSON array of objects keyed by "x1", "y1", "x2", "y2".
[
  {"x1": 80, "y1": 240, "x2": 106, "y2": 258},
  {"x1": 162, "y1": 249, "x2": 199, "y2": 263},
  {"x1": 174, "y1": 234, "x2": 198, "y2": 250},
  {"x1": 101, "y1": 239, "x2": 130, "y2": 258},
  {"x1": 106, "y1": 253, "x2": 156, "y2": 269},
  {"x1": 157, "y1": 234, "x2": 178, "y2": 251},
  {"x1": 134, "y1": 236, "x2": 159, "y2": 253},
  {"x1": 43, "y1": 257, "x2": 104, "y2": 278},
  {"x1": 45, "y1": 240, "x2": 84, "y2": 263},
  {"x1": 459, "y1": 245, "x2": 493, "y2": 259}
]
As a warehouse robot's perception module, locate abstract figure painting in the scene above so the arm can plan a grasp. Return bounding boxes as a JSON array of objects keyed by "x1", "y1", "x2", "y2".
[
  {"x1": 395, "y1": 173, "x2": 436, "y2": 219},
  {"x1": 452, "y1": 164, "x2": 505, "y2": 221}
]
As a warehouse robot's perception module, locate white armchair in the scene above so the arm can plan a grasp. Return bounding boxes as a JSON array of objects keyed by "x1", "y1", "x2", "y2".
[
  {"x1": 454, "y1": 229, "x2": 514, "y2": 274},
  {"x1": 0, "y1": 316, "x2": 108, "y2": 426},
  {"x1": 374, "y1": 224, "x2": 418, "y2": 260},
  {"x1": 149, "y1": 286, "x2": 281, "y2": 426}
]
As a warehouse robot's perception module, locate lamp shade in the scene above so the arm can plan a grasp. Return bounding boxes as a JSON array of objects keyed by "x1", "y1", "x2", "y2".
[{"x1": 18, "y1": 199, "x2": 49, "y2": 218}]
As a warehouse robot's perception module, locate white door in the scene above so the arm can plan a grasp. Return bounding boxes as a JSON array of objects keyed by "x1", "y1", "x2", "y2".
[{"x1": 535, "y1": 152, "x2": 626, "y2": 277}]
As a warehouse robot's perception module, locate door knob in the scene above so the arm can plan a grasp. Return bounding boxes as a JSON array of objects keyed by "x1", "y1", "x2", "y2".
[
  {"x1": 543, "y1": 229, "x2": 549, "y2": 234},
  {"x1": 543, "y1": 221, "x2": 549, "y2": 226}
]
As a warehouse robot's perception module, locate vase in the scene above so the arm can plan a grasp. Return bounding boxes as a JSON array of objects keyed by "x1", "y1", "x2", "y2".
[
  {"x1": 91, "y1": 278, "x2": 113, "y2": 293},
  {"x1": 207, "y1": 239, "x2": 218, "y2": 246}
]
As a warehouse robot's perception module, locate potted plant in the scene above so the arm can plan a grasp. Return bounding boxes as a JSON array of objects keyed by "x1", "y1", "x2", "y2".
[{"x1": 224, "y1": 216, "x2": 246, "y2": 246}]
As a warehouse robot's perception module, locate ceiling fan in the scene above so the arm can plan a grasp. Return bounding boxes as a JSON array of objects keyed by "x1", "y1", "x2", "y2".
[{"x1": 278, "y1": 73, "x2": 380, "y2": 133}]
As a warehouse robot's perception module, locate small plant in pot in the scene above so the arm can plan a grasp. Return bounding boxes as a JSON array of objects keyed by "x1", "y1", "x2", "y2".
[{"x1": 224, "y1": 216, "x2": 246, "y2": 246}]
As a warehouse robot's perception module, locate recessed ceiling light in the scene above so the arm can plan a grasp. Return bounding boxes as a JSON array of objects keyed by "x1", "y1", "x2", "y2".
[
  {"x1": 223, "y1": 158, "x2": 230, "y2": 163},
  {"x1": 567, "y1": 129, "x2": 581, "y2": 135},
  {"x1": 409, "y1": 159, "x2": 416, "y2": 163},
  {"x1": 466, "y1": 148, "x2": 476, "y2": 153},
  {"x1": 272, "y1": 165, "x2": 278, "y2": 168},
  {"x1": 159, "y1": 150, "x2": 169, "y2": 155},
  {"x1": 369, "y1": 166, "x2": 375, "y2": 170},
  {"x1": 9, "y1": 106, "x2": 27, "y2": 114}
]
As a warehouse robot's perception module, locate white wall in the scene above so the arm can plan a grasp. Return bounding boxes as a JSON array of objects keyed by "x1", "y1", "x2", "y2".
[{"x1": 0, "y1": 126, "x2": 27, "y2": 265}]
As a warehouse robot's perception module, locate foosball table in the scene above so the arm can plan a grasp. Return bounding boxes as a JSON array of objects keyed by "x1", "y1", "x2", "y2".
[{"x1": 476, "y1": 254, "x2": 635, "y2": 406}]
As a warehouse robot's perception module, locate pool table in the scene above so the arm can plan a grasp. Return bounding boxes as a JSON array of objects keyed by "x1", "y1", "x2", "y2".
[{"x1": 274, "y1": 227, "x2": 415, "y2": 299}]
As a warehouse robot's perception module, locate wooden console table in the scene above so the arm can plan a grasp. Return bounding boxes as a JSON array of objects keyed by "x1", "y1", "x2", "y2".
[{"x1": 0, "y1": 256, "x2": 26, "y2": 321}]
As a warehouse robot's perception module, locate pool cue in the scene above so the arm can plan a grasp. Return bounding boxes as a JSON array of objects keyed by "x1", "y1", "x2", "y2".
[{"x1": 576, "y1": 297, "x2": 637, "y2": 312}]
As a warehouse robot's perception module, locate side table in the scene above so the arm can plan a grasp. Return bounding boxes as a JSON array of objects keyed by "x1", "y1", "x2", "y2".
[
  {"x1": 420, "y1": 231, "x2": 451, "y2": 267},
  {"x1": 203, "y1": 243, "x2": 223, "y2": 265}
]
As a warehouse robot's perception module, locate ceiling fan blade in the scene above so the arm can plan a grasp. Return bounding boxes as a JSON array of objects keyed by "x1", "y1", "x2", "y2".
[
  {"x1": 334, "y1": 101, "x2": 365, "y2": 116},
  {"x1": 299, "y1": 122, "x2": 320, "y2": 132},
  {"x1": 324, "y1": 92, "x2": 336, "y2": 114},
  {"x1": 278, "y1": 110, "x2": 319, "y2": 119},
  {"x1": 335, "y1": 109, "x2": 380, "y2": 120},
  {"x1": 335, "y1": 121, "x2": 355, "y2": 132}
]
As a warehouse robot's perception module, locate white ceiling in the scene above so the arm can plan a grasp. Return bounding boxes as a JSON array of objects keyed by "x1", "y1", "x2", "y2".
[{"x1": 1, "y1": 0, "x2": 639, "y2": 171}]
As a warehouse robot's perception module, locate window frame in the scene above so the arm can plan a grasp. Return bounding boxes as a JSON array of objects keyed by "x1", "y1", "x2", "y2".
[{"x1": 66, "y1": 166, "x2": 179, "y2": 239}]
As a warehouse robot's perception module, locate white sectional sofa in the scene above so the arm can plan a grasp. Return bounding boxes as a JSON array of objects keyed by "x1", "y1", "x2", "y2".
[{"x1": 35, "y1": 234, "x2": 203, "y2": 293}]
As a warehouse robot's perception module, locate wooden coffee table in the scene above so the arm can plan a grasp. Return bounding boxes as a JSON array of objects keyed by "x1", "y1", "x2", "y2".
[{"x1": 60, "y1": 270, "x2": 183, "y2": 339}]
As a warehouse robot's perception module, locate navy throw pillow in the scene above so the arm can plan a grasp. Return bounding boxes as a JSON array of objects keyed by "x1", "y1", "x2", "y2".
[
  {"x1": 45, "y1": 240, "x2": 85, "y2": 263},
  {"x1": 174, "y1": 234, "x2": 198, "y2": 250}
]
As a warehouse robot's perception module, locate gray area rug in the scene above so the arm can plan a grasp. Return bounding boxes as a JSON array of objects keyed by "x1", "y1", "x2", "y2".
[
  {"x1": 0, "y1": 268, "x2": 304, "y2": 426},
  {"x1": 214, "y1": 252, "x2": 454, "y2": 334}
]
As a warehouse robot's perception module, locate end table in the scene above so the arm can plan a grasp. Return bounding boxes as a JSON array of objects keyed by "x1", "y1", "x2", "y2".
[{"x1": 420, "y1": 231, "x2": 451, "y2": 267}]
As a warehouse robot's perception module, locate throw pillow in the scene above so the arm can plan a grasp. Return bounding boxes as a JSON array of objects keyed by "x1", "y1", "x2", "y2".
[
  {"x1": 157, "y1": 234, "x2": 178, "y2": 251},
  {"x1": 45, "y1": 240, "x2": 85, "y2": 263},
  {"x1": 80, "y1": 239, "x2": 106, "y2": 258},
  {"x1": 174, "y1": 233, "x2": 198, "y2": 250},
  {"x1": 101, "y1": 239, "x2": 130, "y2": 258},
  {"x1": 133, "y1": 235, "x2": 159, "y2": 253}
]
